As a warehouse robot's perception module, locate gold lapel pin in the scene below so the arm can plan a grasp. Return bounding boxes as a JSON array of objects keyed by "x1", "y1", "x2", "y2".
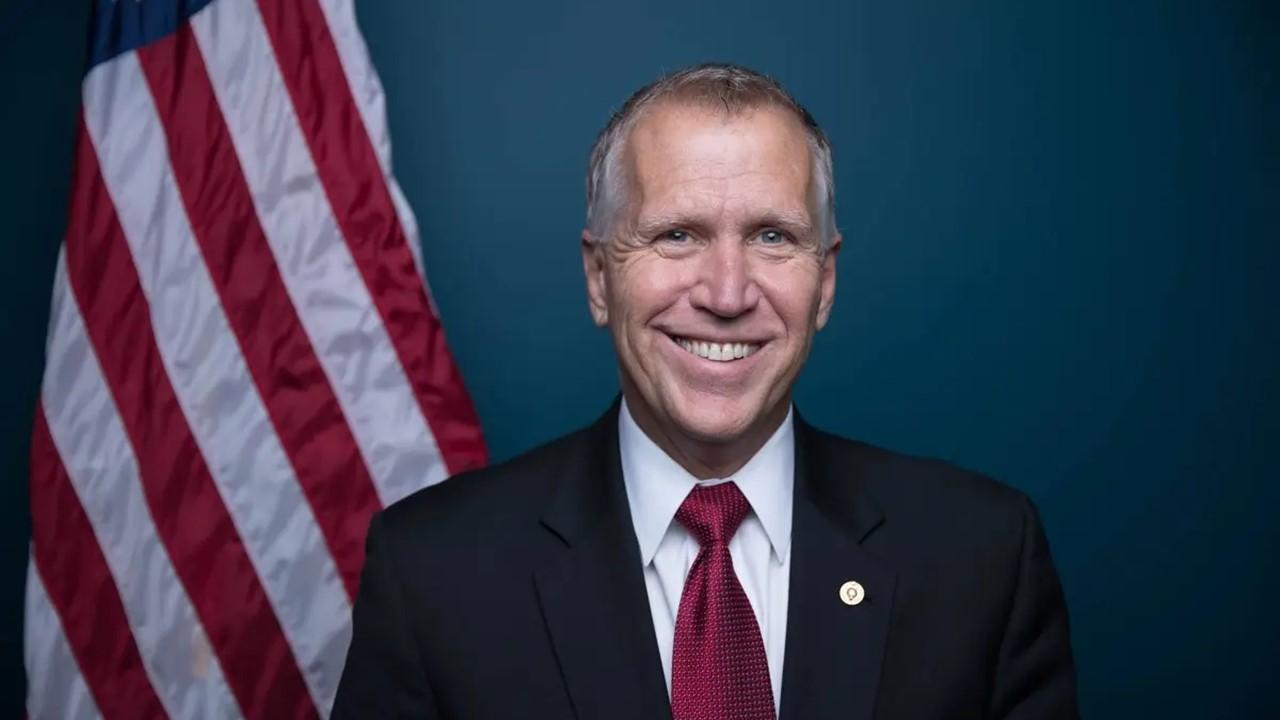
[{"x1": 839, "y1": 580, "x2": 865, "y2": 606}]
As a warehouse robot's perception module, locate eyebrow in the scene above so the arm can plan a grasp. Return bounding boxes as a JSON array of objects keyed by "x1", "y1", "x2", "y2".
[
  {"x1": 754, "y1": 211, "x2": 814, "y2": 237},
  {"x1": 635, "y1": 210, "x2": 814, "y2": 238}
]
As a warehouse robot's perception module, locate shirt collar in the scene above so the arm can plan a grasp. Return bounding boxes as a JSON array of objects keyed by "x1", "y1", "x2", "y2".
[{"x1": 619, "y1": 397, "x2": 795, "y2": 566}]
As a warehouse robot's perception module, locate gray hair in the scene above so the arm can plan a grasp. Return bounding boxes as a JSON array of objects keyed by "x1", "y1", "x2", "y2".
[{"x1": 585, "y1": 63, "x2": 837, "y2": 247}]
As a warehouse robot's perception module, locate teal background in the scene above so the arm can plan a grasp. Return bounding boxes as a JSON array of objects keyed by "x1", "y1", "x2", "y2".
[{"x1": 2, "y1": 0, "x2": 1276, "y2": 716}]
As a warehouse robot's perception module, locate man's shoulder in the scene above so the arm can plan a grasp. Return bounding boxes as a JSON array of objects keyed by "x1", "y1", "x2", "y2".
[
  {"x1": 376, "y1": 422, "x2": 598, "y2": 540},
  {"x1": 803, "y1": 422, "x2": 1034, "y2": 540}
]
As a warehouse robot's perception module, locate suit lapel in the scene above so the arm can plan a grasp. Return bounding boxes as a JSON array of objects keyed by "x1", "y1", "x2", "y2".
[
  {"x1": 532, "y1": 401, "x2": 672, "y2": 720},
  {"x1": 779, "y1": 416, "x2": 896, "y2": 720}
]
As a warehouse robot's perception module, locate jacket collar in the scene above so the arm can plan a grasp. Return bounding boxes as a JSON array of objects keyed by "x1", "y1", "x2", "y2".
[
  {"x1": 533, "y1": 398, "x2": 673, "y2": 720},
  {"x1": 779, "y1": 411, "x2": 895, "y2": 720}
]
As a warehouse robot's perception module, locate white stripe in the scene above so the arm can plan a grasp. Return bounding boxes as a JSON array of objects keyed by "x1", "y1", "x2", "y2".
[
  {"x1": 82, "y1": 51, "x2": 350, "y2": 713},
  {"x1": 315, "y1": 0, "x2": 429, "y2": 282},
  {"x1": 25, "y1": 555, "x2": 101, "y2": 720},
  {"x1": 190, "y1": 0, "x2": 450, "y2": 507},
  {"x1": 40, "y1": 249, "x2": 243, "y2": 720}
]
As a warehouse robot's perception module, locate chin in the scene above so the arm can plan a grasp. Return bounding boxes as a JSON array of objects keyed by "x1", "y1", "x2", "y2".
[{"x1": 666, "y1": 389, "x2": 764, "y2": 444}]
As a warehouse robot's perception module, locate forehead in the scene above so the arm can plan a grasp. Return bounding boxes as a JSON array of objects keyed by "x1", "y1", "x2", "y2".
[{"x1": 622, "y1": 102, "x2": 815, "y2": 219}]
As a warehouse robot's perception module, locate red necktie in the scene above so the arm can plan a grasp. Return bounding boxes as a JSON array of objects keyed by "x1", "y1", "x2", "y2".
[{"x1": 670, "y1": 482, "x2": 776, "y2": 720}]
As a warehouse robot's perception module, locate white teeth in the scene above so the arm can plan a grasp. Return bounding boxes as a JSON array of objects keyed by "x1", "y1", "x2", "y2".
[{"x1": 672, "y1": 337, "x2": 761, "y2": 362}]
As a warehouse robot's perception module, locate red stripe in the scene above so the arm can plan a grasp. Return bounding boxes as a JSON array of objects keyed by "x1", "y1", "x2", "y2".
[
  {"x1": 134, "y1": 24, "x2": 378, "y2": 601},
  {"x1": 255, "y1": 0, "x2": 488, "y2": 475},
  {"x1": 29, "y1": 406, "x2": 168, "y2": 720},
  {"x1": 64, "y1": 120, "x2": 317, "y2": 720}
]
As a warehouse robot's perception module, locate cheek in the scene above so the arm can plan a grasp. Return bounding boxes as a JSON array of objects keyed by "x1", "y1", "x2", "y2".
[
  {"x1": 608, "y1": 257, "x2": 690, "y2": 326},
  {"x1": 757, "y1": 264, "x2": 824, "y2": 335}
]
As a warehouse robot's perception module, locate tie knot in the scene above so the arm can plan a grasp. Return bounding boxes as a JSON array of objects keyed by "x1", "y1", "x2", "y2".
[{"x1": 675, "y1": 482, "x2": 751, "y2": 548}]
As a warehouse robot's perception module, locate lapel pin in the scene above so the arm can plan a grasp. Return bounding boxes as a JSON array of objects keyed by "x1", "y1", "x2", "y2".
[{"x1": 839, "y1": 580, "x2": 865, "y2": 606}]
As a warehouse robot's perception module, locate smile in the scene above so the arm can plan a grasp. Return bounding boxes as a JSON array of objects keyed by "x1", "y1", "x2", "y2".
[{"x1": 669, "y1": 335, "x2": 762, "y2": 363}]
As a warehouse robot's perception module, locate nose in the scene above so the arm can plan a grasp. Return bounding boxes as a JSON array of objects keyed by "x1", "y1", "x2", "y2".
[{"x1": 688, "y1": 239, "x2": 760, "y2": 318}]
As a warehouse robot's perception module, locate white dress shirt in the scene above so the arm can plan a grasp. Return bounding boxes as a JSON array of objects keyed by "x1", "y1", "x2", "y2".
[{"x1": 618, "y1": 398, "x2": 794, "y2": 711}]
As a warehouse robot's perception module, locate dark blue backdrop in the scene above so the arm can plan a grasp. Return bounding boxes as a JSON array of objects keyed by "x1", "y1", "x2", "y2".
[{"x1": 2, "y1": 0, "x2": 1276, "y2": 716}]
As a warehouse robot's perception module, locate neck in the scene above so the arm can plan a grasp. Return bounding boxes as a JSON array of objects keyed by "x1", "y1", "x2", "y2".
[{"x1": 621, "y1": 386, "x2": 791, "y2": 480}]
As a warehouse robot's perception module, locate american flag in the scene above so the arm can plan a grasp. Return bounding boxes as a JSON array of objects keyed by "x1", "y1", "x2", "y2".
[{"x1": 25, "y1": 0, "x2": 486, "y2": 717}]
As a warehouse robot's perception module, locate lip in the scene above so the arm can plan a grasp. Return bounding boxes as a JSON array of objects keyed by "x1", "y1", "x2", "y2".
[{"x1": 658, "y1": 329, "x2": 772, "y2": 346}]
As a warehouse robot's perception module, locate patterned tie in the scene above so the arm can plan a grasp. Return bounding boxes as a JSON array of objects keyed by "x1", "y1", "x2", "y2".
[{"x1": 670, "y1": 482, "x2": 776, "y2": 720}]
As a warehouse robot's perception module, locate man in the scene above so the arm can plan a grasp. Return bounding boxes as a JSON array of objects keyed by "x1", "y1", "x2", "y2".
[{"x1": 333, "y1": 63, "x2": 1079, "y2": 719}]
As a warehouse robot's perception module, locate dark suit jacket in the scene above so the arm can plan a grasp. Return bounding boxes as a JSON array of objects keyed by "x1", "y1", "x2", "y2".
[{"x1": 332, "y1": 402, "x2": 1079, "y2": 719}]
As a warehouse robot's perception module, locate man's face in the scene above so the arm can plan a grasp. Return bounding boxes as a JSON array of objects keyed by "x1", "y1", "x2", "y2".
[{"x1": 583, "y1": 102, "x2": 839, "y2": 446}]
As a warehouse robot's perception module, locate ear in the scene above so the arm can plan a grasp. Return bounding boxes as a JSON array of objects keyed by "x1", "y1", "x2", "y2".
[
  {"x1": 581, "y1": 230, "x2": 610, "y2": 326},
  {"x1": 815, "y1": 232, "x2": 841, "y2": 330}
]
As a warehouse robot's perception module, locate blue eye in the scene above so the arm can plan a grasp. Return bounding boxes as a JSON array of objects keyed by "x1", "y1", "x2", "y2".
[
  {"x1": 664, "y1": 230, "x2": 689, "y2": 243},
  {"x1": 759, "y1": 229, "x2": 787, "y2": 245}
]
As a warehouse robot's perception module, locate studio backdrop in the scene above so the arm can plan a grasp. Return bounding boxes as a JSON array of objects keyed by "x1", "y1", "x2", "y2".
[{"x1": 1, "y1": 0, "x2": 1275, "y2": 717}]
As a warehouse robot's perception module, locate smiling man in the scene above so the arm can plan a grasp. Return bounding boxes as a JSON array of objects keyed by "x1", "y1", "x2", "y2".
[{"x1": 333, "y1": 64, "x2": 1080, "y2": 720}]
